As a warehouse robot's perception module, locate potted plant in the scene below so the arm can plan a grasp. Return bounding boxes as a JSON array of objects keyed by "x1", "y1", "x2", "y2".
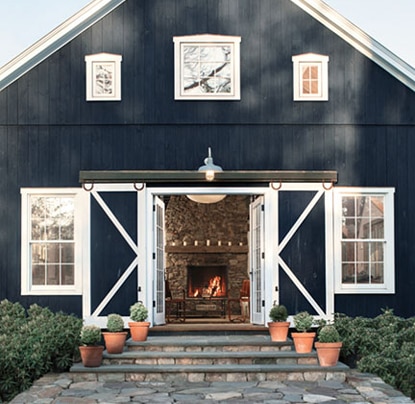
[
  {"x1": 268, "y1": 304, "x2": 290, "y2": 342},
  {"x1": 291, "y1": 311, "x2": 316, "y2": 353},
  {"x1": 128, "y1": 301, "x2": 150, "y2": 341},
  {"x1": 102, "y1": 313, "x2": 127, "y2": 354},
  {"x1": 79, "y1": 325, "x2": 104, "y2": 367},
  {"x1": 314, "y1": 324, "x2": 343, "y2": 366}
]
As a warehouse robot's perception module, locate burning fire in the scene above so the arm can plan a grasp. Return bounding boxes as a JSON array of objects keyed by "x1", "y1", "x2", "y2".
[{"x1": 192, "y1": 276, "x2": 224, "y2": 297}]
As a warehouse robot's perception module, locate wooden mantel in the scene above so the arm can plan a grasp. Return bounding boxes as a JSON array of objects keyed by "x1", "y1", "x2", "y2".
[{"x1": 165, "y1": 245, "x2": 248, "y2": 254}]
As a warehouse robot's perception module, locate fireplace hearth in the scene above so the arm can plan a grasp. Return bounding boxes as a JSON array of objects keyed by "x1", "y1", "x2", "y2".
[{"x1": 187, "y1": 265, "x2": 227, "y2": 298}]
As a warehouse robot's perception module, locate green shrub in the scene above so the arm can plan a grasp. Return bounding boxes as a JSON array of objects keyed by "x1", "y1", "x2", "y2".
[
  {"x1": 106, "y1": 313, "x2": 125, "y2": 332},
  {"x1": 269, "y1": 304, "x2": 288, "y2": 322},
  {"x1": 80, "y1": 325, "x2": 102, "y2": 346},
  {"x1": 293, "y1": 311, "x2": 314, "y2": 332},
  {"x1": 334, "y1": 309, "x2": 415, "y2": 400},
  {"x1": 129, "y1": 302, "x2": 148, "y2": 322},
  {"x1": 0, "y1": 299, "x2": 82, "y2": 402},
  {"x1": 317, "y1": 325, "x2": 341, "y2": 343}
]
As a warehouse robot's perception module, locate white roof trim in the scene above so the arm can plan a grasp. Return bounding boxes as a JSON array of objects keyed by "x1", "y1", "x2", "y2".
[
  {"x1": 0, "y1": 0, "x2": 414, "y2": 93},
  {"x1": 292, "y1": 0, "x2": 415, "y2": 91},
  {"x1": 0, "y1": 0, "x2": 126, "y2": 92}
]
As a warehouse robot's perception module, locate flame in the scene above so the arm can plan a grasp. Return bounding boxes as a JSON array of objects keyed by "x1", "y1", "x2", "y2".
[{"x1": 192, "y1": 276, "x2": 224, "y2": 297}]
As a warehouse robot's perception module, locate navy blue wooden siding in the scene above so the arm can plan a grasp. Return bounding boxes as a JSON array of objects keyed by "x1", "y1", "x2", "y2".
[{"x1": 0, "y1": 0, "x2": 414, "y2": 318}]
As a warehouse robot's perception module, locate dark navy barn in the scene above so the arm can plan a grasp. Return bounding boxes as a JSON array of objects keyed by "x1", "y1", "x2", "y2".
[{"x1": 0, "y1": 0, "x2": 414, "y2": 326}]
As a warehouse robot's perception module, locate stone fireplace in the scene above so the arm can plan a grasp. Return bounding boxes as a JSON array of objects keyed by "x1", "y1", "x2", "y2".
[{"x1": 164, "y1": 195, "x2": 250, "y2": 318}]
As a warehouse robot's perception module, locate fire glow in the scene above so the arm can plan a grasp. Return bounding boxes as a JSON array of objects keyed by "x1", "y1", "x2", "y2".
[{"x1": 192, "y1": 276, "x2": 224, "y2": 297}]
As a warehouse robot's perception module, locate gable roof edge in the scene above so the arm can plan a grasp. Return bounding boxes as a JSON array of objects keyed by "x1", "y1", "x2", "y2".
[
  {"x1": 292, "y1": 0, "x2": 415, "y2": 92},
  {"x1": 0, "y1": 0, "x2": 126, "y2": 92}
]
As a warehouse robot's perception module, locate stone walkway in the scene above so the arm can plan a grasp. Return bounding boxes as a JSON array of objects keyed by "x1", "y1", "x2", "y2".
[{"x1": 7, "y1": 371, "x2": 414, "y2": 403}]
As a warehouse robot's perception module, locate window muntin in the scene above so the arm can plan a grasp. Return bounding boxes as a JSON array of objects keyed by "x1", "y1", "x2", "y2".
[
  {"x1": 292, "y1": 53, "x2": 329, "y2": 101},
  {"x1": 174, "y1": 35, "x2": 241, "y2": 100},
  {"x1": 300, "y1": 63, "x2": 321, "y2": 96},
  {"x1": 21, "y1": 189, "x2": 87, "y2": 295},
  {"x1": 334, "y1": 188, "x2": 395, "y2": 294}
]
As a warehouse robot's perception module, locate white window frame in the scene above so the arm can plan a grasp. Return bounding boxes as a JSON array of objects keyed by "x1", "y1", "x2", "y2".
[
  {"x1": 292, "y1": 53, "x2": 329, "y2": 101},
  {"x1": 85, "y1": 53, "x2": 122, "y2": 101},
  {"x1": 21, "y1": 188, "x2": 89, "y2": 295},
  {"x1": 333, "y1": 187, "x2": 395, "y2": 294},
  {"x1": 173, "y1": 34, "x2": 241, "y2": 100}
]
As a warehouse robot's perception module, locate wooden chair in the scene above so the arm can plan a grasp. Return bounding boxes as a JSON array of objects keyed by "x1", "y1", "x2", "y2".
[
  {"x1": 165, "y1": 280, "x2": 186, "y2": 322},
  {"x1": 227, "y1": 279, "x2": 250, "y2": 322}
]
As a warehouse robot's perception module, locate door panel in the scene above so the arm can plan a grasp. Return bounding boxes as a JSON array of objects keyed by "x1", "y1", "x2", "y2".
[
  {"x1": 153, "y1": 196, "x2": 165, "y2": 325},
  {"x1": 250, "y1": 196, "x2": 265, "y2": 324}
]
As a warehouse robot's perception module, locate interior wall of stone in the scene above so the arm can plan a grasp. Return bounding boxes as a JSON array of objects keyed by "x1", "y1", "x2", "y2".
[{"x1": 164, "y1": 195, "x2": 251, "y2": 315}]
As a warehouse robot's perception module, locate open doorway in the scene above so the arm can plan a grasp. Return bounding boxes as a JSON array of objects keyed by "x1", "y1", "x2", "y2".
[{"x1": 164, "y1": 194, "x2": 252, "y2": 323}]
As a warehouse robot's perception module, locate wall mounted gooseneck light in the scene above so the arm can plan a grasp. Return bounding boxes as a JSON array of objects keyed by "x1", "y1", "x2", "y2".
[{"x1": 186, "y1": 147, "x2": 226, "y2": 204}]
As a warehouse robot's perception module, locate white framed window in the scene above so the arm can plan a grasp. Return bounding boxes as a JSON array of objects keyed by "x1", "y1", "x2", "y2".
[
  {"x1": 173, "y1": 34, "x2": 241, "y2": 100},
  {"x1": 21, "y1": 188, "x2": 89, "y2": 295},
  {"x1": 85, "y1": 53, "x2": 122, "y2": 101},
  {"x1": 334, "y1": 188, "x2": 395, "y2": 294},
  {"x1": 292, "y1": 53, "x2": 329, "y2": 101}
]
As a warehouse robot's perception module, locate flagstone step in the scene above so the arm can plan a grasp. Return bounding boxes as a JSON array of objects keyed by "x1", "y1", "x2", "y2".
[
  {"x1": 70, "y1": 333, "x2": 349, "y2": 383},
  {"x1": 70, "y1": 362, "x2": 349, "y2": 383},
  {"x1": 102, "y1": 349, "x2": 319, "y2": 366}
]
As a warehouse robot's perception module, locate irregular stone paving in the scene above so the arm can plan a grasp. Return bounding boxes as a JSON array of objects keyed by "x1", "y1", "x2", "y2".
[{"x1": 7, "y1": 371, "x2": 414, "y2": 403}]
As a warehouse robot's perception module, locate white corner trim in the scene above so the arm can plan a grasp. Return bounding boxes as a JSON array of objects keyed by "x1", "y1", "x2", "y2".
[{"x1": 291, "y1": 0, "x2": 415, "y2": 92}]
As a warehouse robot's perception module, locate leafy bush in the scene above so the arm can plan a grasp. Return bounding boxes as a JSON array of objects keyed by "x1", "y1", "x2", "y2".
[
  {"x1": 80, "y1": 325, "x2": 102, "y2": 346},
  {"x1": 129, "y1": 302, "x2": 148, "y2": 322},
  {"x1": 334, "y1": 309, "x2": 415, "y2": 400},
  {"x1": 0, "y1": 299, "x2": 82, "y2": 402},
  {"x1": 293, "y1": 311, "x2": 314, "y2": 332},
  {"x1": 106, "y1": 313, "x2": 125, "y2": 332},
  {"x1": 269, "y1": 304, "x2": 288, "y2": 322},
  {"x1": 317, "y1": 325, "x2": 341, "y2": 343}
]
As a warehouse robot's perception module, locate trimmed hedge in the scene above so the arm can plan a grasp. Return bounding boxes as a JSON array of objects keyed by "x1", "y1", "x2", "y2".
[
  {"x1": 334, "y1": 309, "x2": 415, "y2": 400},
  {"x1": 0, "y1": 299, "x2": 82, "y2": 402}
]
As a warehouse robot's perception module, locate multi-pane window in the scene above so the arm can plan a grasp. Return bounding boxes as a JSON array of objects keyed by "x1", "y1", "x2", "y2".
[
  {"x1": 21, "y1": 189, "x2": 87, "y2": 295},
  {"x1": 174, "y1": 34, "x2": 241, "y2": 100},
  {"x1": 30, "y1": 196, "x2": 75, "y2": 286},
  {"x1": 334, "y1": 189, "x2": 395, "y2": 294},
  {"x1": 292, "y1": 53, "x2": 329, "y2": 101}
]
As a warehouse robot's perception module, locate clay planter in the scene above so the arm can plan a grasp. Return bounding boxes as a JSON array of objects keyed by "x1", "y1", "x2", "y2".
[
  {"x1": 267, "y1": 322, "x2": 290, "y2": 342},
  {"x1": 315, "y1": 341, "x2": 343, "y2": 366},
  {"x1": 79, "y1": 345, "x2": 104, "y2": 367},
  {"x1": 103, "y1": 331, "x2": 128, "y2": 354},
  {"x1": 291, "y1": 332, "x2": 316, "y2": 353},
  {"x1": 128, "y1": 321, "x2": 151, "y2": 341}
]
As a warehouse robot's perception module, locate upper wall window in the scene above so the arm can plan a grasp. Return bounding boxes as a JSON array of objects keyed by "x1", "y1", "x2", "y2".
[
  {"x1": 85, "y1": 53, "x2": 122, "y2": 101},
  {"x1": 173, "y1": 34, "x2": 241, "y2": 100},
  {"x1": 333, "y1": 188, "x2": 395, "y2": 294},
  {"x1": 292, "y1": 53, "x2": 329, "y2": 101},
  {"x1": 21, "y1": 188, "x2": 89, "y2": 295}
]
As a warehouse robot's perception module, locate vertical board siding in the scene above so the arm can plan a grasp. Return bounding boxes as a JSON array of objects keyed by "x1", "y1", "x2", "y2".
[{"x1": 0, "y1": 0, "x2": 414, "y2": 317}]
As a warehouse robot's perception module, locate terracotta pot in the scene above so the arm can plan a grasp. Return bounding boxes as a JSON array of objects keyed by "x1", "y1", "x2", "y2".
[
  {"x1": 103, "y1": 331, "x2": 128, "y2": 354},
  {"x1": 315, "y1": 341, "x2": 343, "y2": 366},
  {"x1": 128, "y1": 321, "x2": 151, "y2": 341},
  {"x1": 267, "y1": 321, "x2": 290, "y2": 342},
  {"x1": 291, "y1": 332, "x2": 316, "y2": 353},
  {"x1": 79, "y1": 345, "x2": 104, "y2": 367}
]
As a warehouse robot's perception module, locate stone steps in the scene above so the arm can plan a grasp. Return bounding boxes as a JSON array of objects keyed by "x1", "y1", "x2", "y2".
[{"x1": 70, "y1": 333, "x2": 349, "y2": 383}]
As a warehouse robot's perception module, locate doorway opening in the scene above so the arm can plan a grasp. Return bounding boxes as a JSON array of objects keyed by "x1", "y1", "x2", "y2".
[{"x1": 163, "y1": 194, "x2": 253, "y2": 324}]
